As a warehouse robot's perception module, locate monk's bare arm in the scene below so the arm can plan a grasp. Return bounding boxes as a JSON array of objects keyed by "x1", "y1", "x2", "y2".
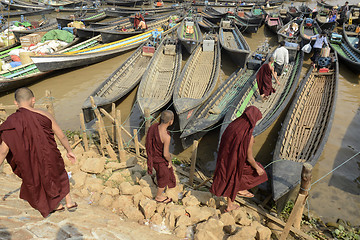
[
  {"x1": 246, "y1": 136, "x2": 265, "y2": 176},
  {"x1": 36, "y1": 110, "x2": 76, "y2": 163},
  {"x1": 0, "y1": 141, "x2": 9, "y2": 166},
  {"x1": 163, "y1": 135, "x2": 172, "y2": 167}
]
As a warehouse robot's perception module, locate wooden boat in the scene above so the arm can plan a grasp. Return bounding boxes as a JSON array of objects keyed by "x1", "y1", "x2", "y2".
[
  {"x1": 1, "y1": 0, "x2": 48, "y2": 10},
  {"x1": 104, "y1": 5, "x2": 183, "y2": 17},
  {"x1": 2, "y1": 8, "x2": 54, "y2": 17},
  {"x1": 343, "y1": 24, "x2": 360, "y2": 54},
  {"x1": 265, "y1": 13, "x2": 283, "y2": 34},
  {"x1": 180, "y1": 41, "x2": 271, "y2": 144},
  {"x1": 272, "y1": 50, "x2": 338, "y2": 201},
  {"x1": 277, "y1": 17, "x2": 301, "y2": 43},
  {"x1": 237, "y1": 11, "x2": 263, "y2": 27},
  {"x1": 104, "y1": 0, "x2": 145, "y2": 6},
  {"x1": 100, "y1": 15, "x2": 180, "y2": 43},
  {"x1": 12, "y1": 19, "x2": 58, "y2": 41},
  {"x1": 298, "y1": 4, "x2": 313, "y2": 18},
  {"x1": 197, "y1": 15, "x2": 219, "y2": 31},
  {"x1": 173, "y1": 34, "x2": 221, "y2": 130},
  {"x1": 0, "y1": 44, "x2": 21, "y2": 62},
  {"x1": 177, "y1": 17, "x2": 202, "y2": 54},
  {"x1": 137, "y1": 37, "x2": 182, "y2": 116},
  {"x1": 228, "y1": 15, "x2": 259, "y2": 34},
  {"x1": 278, "y1": 8, "x2": 291, "y2": 25},
  {"x1": 82, "y1": 40, "x2": 154, "y2": 120},
  {"x1": 317, "y1": 0, "x2": 334, "y2": 10},
  {"x1": 0, "y1": 35, "x2": 90, "y2": 93},
  {"x1": 316, "y1": 12, "x2": 337, "y2": 31},
  {"x1": 300, "y1": 18, "x2": 322, "y2": 44},
  {"x1": 55, "y1": 7, "x2": 99, "y2": 13},
  {"x1": 219, "y1": 44, "x2": 303, "y2": 142},
  {"x1": 56, "y1": 11, "x2": 107, "y2": 28},
  {"x1": 76, "y1": 17, "x2": 132, "y2": 39},
  {"x1": 30, "y1": 0, "x2": 82, "y2": 7},
  {"x1": 219, "y1": 19, "x2": 250, "y2": 68},
  {"x1": 329, "y1": 32, "x2": 360, "y2": 73},
  {"x1": 199, "y1": 11, "x2": 222, "y2": 23},
  {"x1": 203, "y1": 7, "x2": 227, "y2": 18},
  {"x1": 31, "y1": 23, "x2": 180, "y2": 72},
  {"x1": 288, "y1": 5, "x2": 301, "y2": 18}
]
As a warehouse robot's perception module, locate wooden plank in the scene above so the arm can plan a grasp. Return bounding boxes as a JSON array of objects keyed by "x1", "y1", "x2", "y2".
[
  {"x1": 133, "y1": 129, "x2": 140, "y2": 157},
  {"x1": 115, "y1": 110, "x2": 127, "y2": 162},
  {"x1": 111, "y1": 103, "x2": 116, "y2": 142},
  {"x1": 189, "y1": 140, "x2": 199, "y2": 186},
  {"x1": 79, "y1": 112, "x2": 89, "y2": 152}
]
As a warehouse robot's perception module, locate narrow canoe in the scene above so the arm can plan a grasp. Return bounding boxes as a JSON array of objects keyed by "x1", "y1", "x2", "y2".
[
  {"x1": 329, "y1": 32, "x2": 360, "y2": 73},
  {"x1": 12, "y1": 19, "x2": 58, "y2": 41},
  {"x1": 272, "y1": 50, "x2": 338, "y2": 201},
  {"x1": 316, "y1": 13, "x2": 337, "y2": 31},
  {"x1": 197, "y1": 16, "x2": 219, "y2": 31},
  {"x1": 219, "y1": 44, "x2": 303, "y2": 141},
  {"x1": 343, "y1": 23, "x2": 360, "y2": 54},
  {"x1": 180, "y1": 41, "x2": 271, "y2": 145},
  {"x1": 228, "y1": 15, "x2": 259, "y2": 34},
  {"x1": 177, "y1": 17, "x2": 203, "y2": 54},
  {"x1": 56, "y1": 11, "x2": 107, "y2": 28},
  {"x1": 298, "y1": 4, "x2": 313, "y2": 18},
  {"x1": 300, "y1": 18, "x2": 322, "y2": 44},
  {"x1": 265, "y1": 14, "x2": 283, "y2": 34},
  {"x1": 219, "y1": 19, "x2": 250, "y2": 68},
  {"x1": 31, "y1": 23, "x2": 180, "y2": 72},
  {"x1": 76, "y1": 18, "x2": 132, "y2": 39},
  {"x1": 277, "y1": 17, "x2": 301, "y2": 43},
  {"x1": 173, "y1": 34, "x2": 221, "y2": 131},
  {"x1": 317, "y1": 0, "x2": 334, "y2": 10},
  {"x1": 137, "y1": 37, "x2": 182, "y2": 116},
  {"x1": 82, "y1": 40, "x2": 154, "y2": 116}
]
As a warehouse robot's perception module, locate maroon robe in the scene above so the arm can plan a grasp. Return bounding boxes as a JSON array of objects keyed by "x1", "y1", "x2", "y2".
[
  {"x1": 145, "y1": 123, "x2": 176, "y2": 188},
  {"x1": 0, "y1": 108, "x2": 69, "y2": 217},
  {"x1": 256, "y1": 63, "x2": 275, "y2": 96},
  {"x1": 134, "y1": 14, "x2": 145, "y2": 28},
  {"x1": 210, "y1": 106, "x2": 268, "y2": 201}
]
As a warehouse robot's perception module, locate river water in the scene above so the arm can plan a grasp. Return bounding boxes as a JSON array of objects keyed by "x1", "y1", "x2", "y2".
[{"x1": 0, "y1": 0, "x2": 359, "y2": 225}]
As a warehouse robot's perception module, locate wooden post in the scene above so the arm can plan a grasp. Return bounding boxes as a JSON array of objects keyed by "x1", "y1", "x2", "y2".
[
  {"x1": 115, "y1": 110, "x2": 127, "y2": 162},
  {"x1": 111, "y1": 103, "x2": 116, "y2": 142},
  {"x1": 188, "y1": 140, "x2": 199, "y2": 186},
  {"x1": 96, "y1": 120, "x2": 105, "y2": 149},
  {"x1": 133, "y1": 129, "x2": 140, "y2": 157},
  {"x1": 45, "y1": 90, "x2": 55, "y2": 117},
  {"x1": 280, "y1": 163, "x2": 313, "y2": 240},
  {"x1": 79, "y1": 112, "x2": 89, "y2": 151},
  {"x1": 90, "y1": 96, "x2": 109, "y2": 140},
  {"x1": 294, "y1": 163, "x2": 313, "y2": 228},
  {"x1": 144, "y1": 108, "x2": 151, "y2": 135}
]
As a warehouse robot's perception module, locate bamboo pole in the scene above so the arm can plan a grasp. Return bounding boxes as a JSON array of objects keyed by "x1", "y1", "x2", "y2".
[
  {"x1": 90, "y1": 96, "x2": 109, "y2": 140},
  {"x1": 111, "y1": 103, "x2": 116, "y2": 142},
  {"x1": 133, "y1": 129, "x2": 140, "y2": 157},
  {"x1": 95, "y1": 120, "x2": 105, "y2": 149},
  {"x1": 280, "y1": 163, "x2": 313, "y2": 240},
  {"x1": 45, "y1": 90, "x2": 55, "y2": 117},
  {"x1": 79, "y1": 112, "x2": 89, "y2": 151},
  {"x1": 144, "y1": 108, "x2": 151, "y2": 135},
  {"x1": 115, "y1": 110, "x2": 127, "y2": 162},
  {"x1": 188, "y1": 140, "x2": 199, "y2": 186}
]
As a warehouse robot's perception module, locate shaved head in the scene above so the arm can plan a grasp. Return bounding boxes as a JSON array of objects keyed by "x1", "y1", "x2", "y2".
[
  {"x1": 14, "y1": 87, "x2": 34, "y2": 103},
  {"x1": 269, "y1": 56, "x2": 274, "y2": 63},
  {"x1": 160, "y1": 110, "x2": 174, "y2": 124}
]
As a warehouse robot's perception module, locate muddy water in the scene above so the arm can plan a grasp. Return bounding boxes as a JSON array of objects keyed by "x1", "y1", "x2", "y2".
[{"x1": 0, "y1": 0, "x2": 359, "y2": 225}]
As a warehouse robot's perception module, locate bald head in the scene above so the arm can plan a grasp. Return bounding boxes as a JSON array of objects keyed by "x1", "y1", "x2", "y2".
[
  {"x1": 14, "y1": 87, "x2": 34, "y2": 104},
  {"x1": 269, "y1": 56, "x2": 274, "y2": 63},
  {"x1": 160, "y1": 110, "x2": 174, "y2": 124}
]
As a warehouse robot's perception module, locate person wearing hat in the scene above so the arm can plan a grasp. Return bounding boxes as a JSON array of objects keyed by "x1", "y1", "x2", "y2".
[{"x1": 309, "y1": 30, "x2": 329, "y2": 67}]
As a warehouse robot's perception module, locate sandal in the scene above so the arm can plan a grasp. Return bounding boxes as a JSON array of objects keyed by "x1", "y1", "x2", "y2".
[
  {"x1": 50, "y1": 206, "x2": 65, "y2": 214},
  {"x1": 67, "y1": 202, "x2": 78, "y2": 212},
  {"x1": 155, "y1": 197, "x2": 172, "y2": 204},
  {"x1": 238, "y1": 192, "x2": 254, "y2": 198}
]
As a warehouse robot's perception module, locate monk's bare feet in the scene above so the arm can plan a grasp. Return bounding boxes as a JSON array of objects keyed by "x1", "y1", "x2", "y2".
[
  {"x1": 225, "y1": 204, "x2": 240, "y2": 212},
  {"x1": 238, "y1": 190, "x2": 254, "y2": 198},
  {"x1": 155, "y1": 196, "x2": 172, "y2": 204}
]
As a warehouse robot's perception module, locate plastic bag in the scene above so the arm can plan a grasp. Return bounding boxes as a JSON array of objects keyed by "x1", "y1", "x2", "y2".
[{"x1": 302, "y1": 43, "x2": 312, "y2": 53}]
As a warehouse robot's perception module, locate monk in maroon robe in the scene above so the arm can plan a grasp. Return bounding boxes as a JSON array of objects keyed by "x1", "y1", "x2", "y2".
[
  {"x1": 0, "y1": 88, "x2": 77, "y2": 217},
  {"x1": 256, "y1": 57, "x2": 280, "y2": 99},
  {"x1": 134, "y1": 12, "x2": 145, "y2": 29},
  {"x1": 210, "y1": 106, "x2": 268, "y2": 212},
  {"x1": 146, "y1": 110, "x2": 176, "y2": 204}
]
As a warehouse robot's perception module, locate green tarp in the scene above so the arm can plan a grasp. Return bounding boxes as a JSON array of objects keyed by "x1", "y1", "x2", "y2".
[{"x1": 41, "y1": 29, "x2": 74, "y2": 43}]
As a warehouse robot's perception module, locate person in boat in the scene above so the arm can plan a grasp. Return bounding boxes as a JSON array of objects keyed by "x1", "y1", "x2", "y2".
[
  {"x1": 310, "y1": 30, "x2": 329, "y2": 67},
  {"x1": 0, "y1": 87, "x2": 78, "y2": 217},
  {"x1": 210, "y1": 106, "x2": 268, "y2": 212},
  {"x1": 134, "y1": 12, "x2": 146, "y2": 30},
  {"x1": 341, "y1": 1, "x2": 350, "y2": 20},
  {"x1": 286, "y1": 27, "x2": 295, "y2": 37},
  {"x1": 273, "y1": 41, "x2": 289, "y2": 77},
  {"x1": 145, "y1": 110, "x2": 176, "y2": 204},
  {"x1": 256, "y1": 57, "x2": 280, "y2": 100}
]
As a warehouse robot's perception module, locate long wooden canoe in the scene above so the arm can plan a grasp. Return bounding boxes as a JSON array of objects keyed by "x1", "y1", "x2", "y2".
[
  {"x1": 173, "y1": 34, "x2": 220, "y2": 131},
  {"x1": 277, "y1": 17, "x2": 301, "y2": 43},
  {"x1": 180, "y1": 41, "x2": 271, "y2": 144},
  {"x1": 219, "y1": 44, "x2": 303, "y2": 140},
  {"x1": 343, "y1": 23, "x2": 360, "y2": 54},
  {"x1": 272, "y1": 50, "x2": 338, "y2": 201},
  {"x1": 219, "y1": 19, "x2": 250, "y2": 68},
  {"x1": 197, "y1": 15, "x2": 219, "y2": 31},
  {"x1": 31, "y1": 23, "x2": 180, "y2": 72},
  {"x1": 82, "y1": 40, "x2": 154, "y2": 116},
  {"x1": 300, "y1": 18, "x2": 322, "y2": 44},
  {"x1": 177, "y1": 17, "x2": 203, "y2": 54},
  {"x1": 265, "y1": 13, "x2": 283, "y2": 34},
  {"x1": 329, "y1": 32, "x2": 360, "y2": 73},
  {"x1": 56, "y1": 11, "x2": 107, "y2": 28},
  {"x1": 12, "y1": 19, "x2": 58, "y2": 41},
  {"x1": 137, "y1": 37, "x2": 182, "y2": 116},
  {"x1": 315, "y1": 12, "x2": 337, "y2": 31}
]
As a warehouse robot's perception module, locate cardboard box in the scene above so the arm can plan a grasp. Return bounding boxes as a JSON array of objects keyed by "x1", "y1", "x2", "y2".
[
  {"x1": 203, "y1": 39, "x2": 214, "y2": 52},
  {"x1": 20, "y1": 32, "x2": 46, "y2": 48},
  {"x1": 142, "y1": 46, "x2": 155, "y2": 56},
  {"x1": 164, "y1": 45, "x2": 176, "y2": 55}
]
